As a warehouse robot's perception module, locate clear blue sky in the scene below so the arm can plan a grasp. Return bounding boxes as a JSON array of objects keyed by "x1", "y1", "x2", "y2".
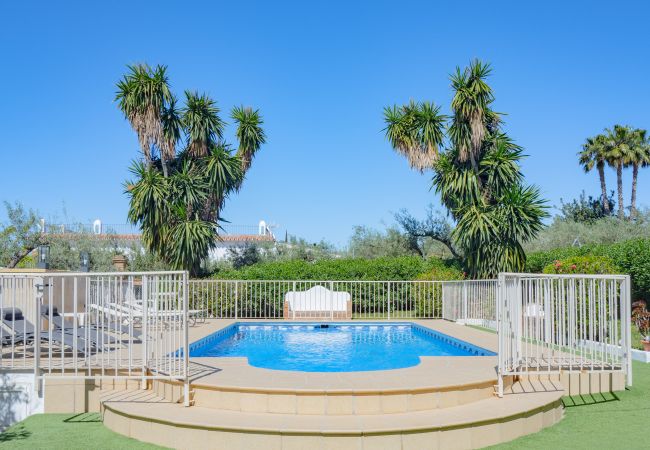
[{"x1": 1, "y1": 1, "x2": 648, "y2": 246}]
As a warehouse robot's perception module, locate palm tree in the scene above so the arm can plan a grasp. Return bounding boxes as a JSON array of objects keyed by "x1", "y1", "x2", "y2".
[
  {"x1": 383, "y1": 61, "x2": 546, "y2": 278},
  {"x1": 604, "y1": 125, "x2": 634, "y2": 220},
  {"x1": 578, "y1": 134, "x2": 611, "y2": 214},
  {"x1": 115, "y1": 64, "x2": 172, "y2": 170},
  {"x1": 626, "y1": 129, "x2": 650, "y2": 219}
]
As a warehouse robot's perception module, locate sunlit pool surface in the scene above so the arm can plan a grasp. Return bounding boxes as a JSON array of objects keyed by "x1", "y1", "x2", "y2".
[{"x1": 189, "y1": 323, "x2": 495, "y2": 372}]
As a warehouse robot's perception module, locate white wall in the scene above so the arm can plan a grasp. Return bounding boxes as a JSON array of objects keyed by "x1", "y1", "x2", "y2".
[{"x1": 0, "y1": 371, "x2": 43, "y2": 431}]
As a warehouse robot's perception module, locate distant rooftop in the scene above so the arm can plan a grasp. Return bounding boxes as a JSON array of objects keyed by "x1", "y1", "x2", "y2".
[{"x1": 40, "y1": 220, "x2": 276, "y2": 242}]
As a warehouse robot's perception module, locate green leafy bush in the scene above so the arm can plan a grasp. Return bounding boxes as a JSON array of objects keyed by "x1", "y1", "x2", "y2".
[
  {"x1": 211, "y1": 256, "x2": 462, "y2": 281},
  {"x1": 200, "y1": 257, "x2": 463, "y2": 318},
  {"x1": 528, "y1": 238, "x2": 650, "y2": 300},
  {"x1": 542, "y1": 255, "x2": 619, "y2": 275}
]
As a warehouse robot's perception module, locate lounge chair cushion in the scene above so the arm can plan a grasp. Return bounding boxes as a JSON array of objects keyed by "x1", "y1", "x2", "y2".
[
  {"x1": 2, "y1": 308, "x2": 24, "y2": 322},
  {"x1": 41, "y1": 304, "x2": 59, "y2": 316}
]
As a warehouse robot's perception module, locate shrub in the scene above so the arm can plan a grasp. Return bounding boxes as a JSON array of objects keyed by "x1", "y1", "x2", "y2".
[
  {"x1": 542, "y1": 255, "x2": 619, "y2": 275},
  {"x1": 202, "y1": 257, "x2": 463, "y2": 319},
  {"x1": 211, "y1": 256, "x2": 462, "y2": 281},
  {"x1": 528, "y1": 238, "x2": 650, "y2": 301},
  {"x1": 524, "y1": 215, "x2": 650, "y2": 253}
]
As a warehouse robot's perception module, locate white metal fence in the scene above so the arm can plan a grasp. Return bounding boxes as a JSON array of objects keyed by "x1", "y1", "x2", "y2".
[
  {"x1": 188, "y1": 280, "x2": 458, "y2": 320},
  {"x1": 0, "y1": 271, "x2": 189, "y2": 389},
  {"x1": 497, "y1": 273, "x2": 632, "y2": 397},
  {"x1": 1, "y1": 272, "x2": 633, "y2": 403},
  {"x1": 441, "y1": 280, "x2": 498, "y2": 329}
]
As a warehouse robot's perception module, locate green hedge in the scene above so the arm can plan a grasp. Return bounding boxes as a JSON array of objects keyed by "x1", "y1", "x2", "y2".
[
  {"x1": 527, "y1": 238, "x2": 650, "y2": 301},
  {"x1": 211, "y1": 256, "x2": 463, "y2": 281},
  {"x1": 198, "y1": 257, "x2": 462, "y2": 318},
  {"x1": 542, "y1": 255, "x2": 620, "y2": 275}
]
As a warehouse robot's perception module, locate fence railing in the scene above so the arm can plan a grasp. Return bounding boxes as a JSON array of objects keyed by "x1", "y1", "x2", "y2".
[
  {"x1": 441, "y1": 280, "x2": 498, "y2": 329},
  {"x1": 1, "y1": 272, "x2": 632, "y2": 403},
  {"x1": 497, "y1": 273, "x2": 632, "y2": 397},
  {"x1": 0, "y1": 271, "x2": 189, "y2": 399},
  {"x1": 188, "y1": 280, "x2": 457, "y2": 320}
]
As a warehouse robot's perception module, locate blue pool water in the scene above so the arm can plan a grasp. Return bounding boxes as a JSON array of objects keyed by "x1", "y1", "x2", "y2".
[{"x1": 189, "y1": 323, "x2": 495, "y2": 372}]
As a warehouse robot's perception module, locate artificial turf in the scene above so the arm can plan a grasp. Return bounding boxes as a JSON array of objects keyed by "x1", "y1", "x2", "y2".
[
  {"x1": 0, "y1": 412, "x2": 164, "y2": 449},
  {"x1": 489, "y1": 361, "x2": 650, "y2": 449},
  {"x1": 1, "y1": 362, "x2": 648, "y2": 449}
]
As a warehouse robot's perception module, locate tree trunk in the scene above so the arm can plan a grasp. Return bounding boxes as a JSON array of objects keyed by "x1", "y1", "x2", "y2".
[
  {"x1": 7, "y1": 247, "x2": 35, "y2": 268},
  {"x1": 631, "y1": 163, "x2": 639, "y2": 219},
  {"x1": 617, "y1": 163, "x2": 625, "y2": 220},
  {"x1": 597, "y1": 163, "x2": 610, "y2": 214},
  {"x1": 161, "y1": 157, "x2": 169, "y2": 178}
]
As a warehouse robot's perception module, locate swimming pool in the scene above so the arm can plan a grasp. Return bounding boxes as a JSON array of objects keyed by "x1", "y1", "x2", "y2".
[{"x1": 189, "y1": 323, "x2": 495, "y2": 372}]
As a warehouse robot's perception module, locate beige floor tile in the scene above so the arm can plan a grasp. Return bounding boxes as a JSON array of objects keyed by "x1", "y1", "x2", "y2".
[
  {"x1": 381, "y1": 394, "x2": 408, "y2": 413},
  {"x1": 326, "y1": 395, "x2": 354, "y2": 415},
  {"x1": 438, "y1": 428, "x2": 472, "y2": 450},
  {"x1": 281, "y1": 434, "x2": 323, "y2": 450},
  {"x1": 409, "y1": 392, "x2": 438, "y2": 411},
  {"x1": 240, "y1": 392, "x2": 268, "y2": 412},
  {"x1": 268, "y1": 393, "x2": 296, "y2": 414},
  {"x1": 296, "y1": 394, "x2": 326, "y2": 414},
  {"x1": 401, "y1": 431, "x2": 440, "y2": 450},
  {"x1": 321, "y1": 435, "x2": 362, "y2": 450},
  {"x1": 470, "y1": 422, "x2": 501, "y2": 448}
]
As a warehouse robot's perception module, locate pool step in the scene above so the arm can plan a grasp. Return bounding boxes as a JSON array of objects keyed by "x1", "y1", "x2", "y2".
[
  {"x1": 102, "y1": 381, "x2": 564, "y2": 450},
  {"x1": 152, "y1": 376, "x2": 509, "y2": 415}
]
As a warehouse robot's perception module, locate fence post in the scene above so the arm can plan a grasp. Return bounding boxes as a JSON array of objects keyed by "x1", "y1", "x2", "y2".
[
  {"x1": 624, "y1": 275, "x2": 633, "y2": 387},
  {"x1": 34, "y1": 280, "x2": 41, "y2": 395},
  {"x1": 292, "y1": 281, "x2": 296, "y2": 320},
  {"x1": 462, "y1": 282, "x2": 468, "y2": 323},
  {"x1": 387, "y1": 282, "x2": 391, "y2": 320},
  {"x1": 497, "y1": 273, "x2": 505, "y2": 398},
  {"x1": 234, "y1": 281, "x2": 239, "y2": 320},
  {"x1": 183, "y1": 272, "x2": 191, "y2": 407},
  {"x1": 141, "y1": 275, "x2": 148, "y2": 390},
  {"x1": 330, "y1": 281, "x2": 334, "y2": 320}
]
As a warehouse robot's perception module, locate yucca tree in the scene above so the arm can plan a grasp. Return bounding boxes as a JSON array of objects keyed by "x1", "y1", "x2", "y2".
[
  {"x1": 384, "y1": 60, "x2": 546, "y2": 278},
  {"x1": 118, "y1": 65, "x2": 265, "y2": 275},
  {"x1": 183, "y1": 91, "x2": 224, "y2": 158},
  {"x1": 383, "y1": 101, "x2": 446, "y2": 172},
  {"x1": 232, "y1": 106, "x2": 267, "y2": 180},
  {"x1": 578, "y1": 134, "x2": 611, "y2": 214},
  {"x1": 626, "y1": 128, "x2": 650, "y2": 219},
  {"x1": 116, "y1": 64, "x2": 172, "y2": 174}
]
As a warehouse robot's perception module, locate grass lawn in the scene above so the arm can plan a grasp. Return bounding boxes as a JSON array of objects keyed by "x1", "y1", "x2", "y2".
[
  {"x1": 489, "y1": 360, "x2": 650, "y2": 449},
  {"x1": 1, "y1": 362, "x2": 649, "y2": 449},
  {"x1": 0, "y1": 413, "x2": 165, "y2": 449}
]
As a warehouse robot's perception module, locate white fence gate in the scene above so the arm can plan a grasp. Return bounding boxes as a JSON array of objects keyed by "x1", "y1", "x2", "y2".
[{"x1": 497, "y1": 273, "x2": 632, "y2": 397}]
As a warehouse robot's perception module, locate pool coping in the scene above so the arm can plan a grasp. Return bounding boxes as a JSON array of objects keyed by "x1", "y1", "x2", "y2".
[{"x1": 183, "y1": 319, "x2": 500, "y2": 394}]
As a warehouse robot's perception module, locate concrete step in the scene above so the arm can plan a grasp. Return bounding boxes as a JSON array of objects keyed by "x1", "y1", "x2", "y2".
[
  {"x1": 102, "y1": 383, "x2": 564, "y2": 450},
  {"x1": 153, "y1": 376, "x2": 505, "y2": 415}
]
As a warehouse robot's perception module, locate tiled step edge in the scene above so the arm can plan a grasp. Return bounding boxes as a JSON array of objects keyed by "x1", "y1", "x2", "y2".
[{"x1": 103, "y1": 391, "x2": 564, "y2": 449}]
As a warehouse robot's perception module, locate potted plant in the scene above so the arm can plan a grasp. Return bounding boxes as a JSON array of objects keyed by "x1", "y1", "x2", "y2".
[{"x1": 632, "y1": 300, "x2": 650, "y2": 351}]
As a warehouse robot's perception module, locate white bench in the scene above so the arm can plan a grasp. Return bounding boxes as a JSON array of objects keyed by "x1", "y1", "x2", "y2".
[{"x1": 283, "y1": 285, "x2": 352, "y2": 319}]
